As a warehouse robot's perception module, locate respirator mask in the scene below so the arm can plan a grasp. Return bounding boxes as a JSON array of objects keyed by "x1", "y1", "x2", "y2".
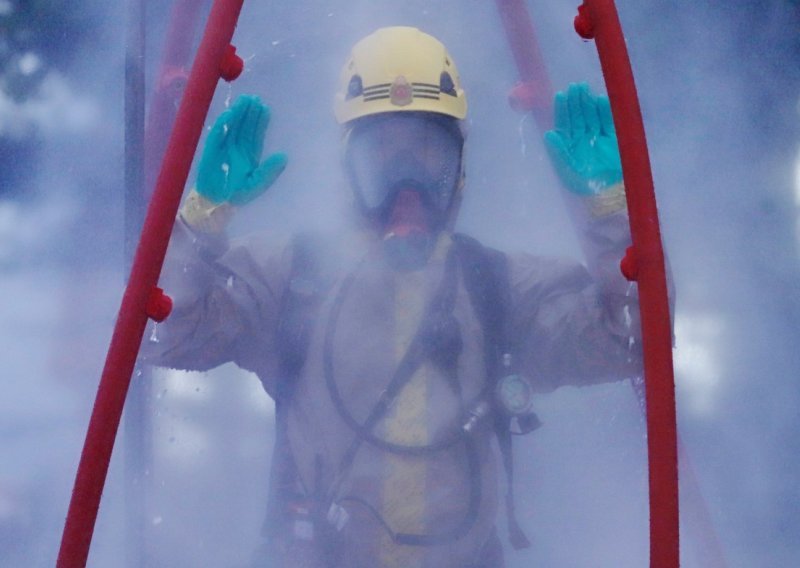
[{"x1": 346, "y1": 112, "x2": 463, "y2": 250}]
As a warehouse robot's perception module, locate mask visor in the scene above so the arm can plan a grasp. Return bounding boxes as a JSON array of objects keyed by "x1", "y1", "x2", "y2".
[{"x1": 346, "y1": 113, "x2": 463, "y2": 215}]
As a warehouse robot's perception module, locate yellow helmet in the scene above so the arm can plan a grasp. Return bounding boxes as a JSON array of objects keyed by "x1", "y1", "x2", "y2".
[{"x1": 334, "y1": 26, "x2": 467, "y2": 124}]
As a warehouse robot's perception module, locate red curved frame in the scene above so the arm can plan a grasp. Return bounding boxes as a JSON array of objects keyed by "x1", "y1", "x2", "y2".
[
  {"x1": 59, "y1": 1, "x2": 722, "y2": 566},
  {"x1": 495, "y1": 0, "x2": 679, "y2": 565},
  {"x1": 56, "y1": 0, "x2": 245, "y2": 565},
  {"x1": 581, "y1": 3, "x2": 679, "y2": 566}
]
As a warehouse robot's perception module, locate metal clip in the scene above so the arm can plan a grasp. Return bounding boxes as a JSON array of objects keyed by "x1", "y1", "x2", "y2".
[
  {"x1": 463, "y1": 400, "x2": 490, "y2": 433},
  {"x1": 327, "y1": 503, "x2": 350, "y2": 532}
]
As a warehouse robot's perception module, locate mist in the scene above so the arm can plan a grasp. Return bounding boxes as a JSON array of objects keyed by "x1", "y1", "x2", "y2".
[{"x1": 1, "y1": 1, "x2": 798, "y2": 567}]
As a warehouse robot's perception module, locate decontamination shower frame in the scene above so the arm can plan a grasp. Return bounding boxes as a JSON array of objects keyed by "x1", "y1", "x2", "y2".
[{"x1": 57, "y1": 1, "x2": 684, "y2": 566}]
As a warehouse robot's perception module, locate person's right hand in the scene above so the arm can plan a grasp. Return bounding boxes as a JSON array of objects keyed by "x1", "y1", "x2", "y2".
[{"x1": 196, "y1": 94, "x2": 288, "y2": 205}]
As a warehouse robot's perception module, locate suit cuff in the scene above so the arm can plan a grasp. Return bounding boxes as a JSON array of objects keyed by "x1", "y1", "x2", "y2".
[{"x1": 179, "y1": 188, "x2": 234, "y2": 233}]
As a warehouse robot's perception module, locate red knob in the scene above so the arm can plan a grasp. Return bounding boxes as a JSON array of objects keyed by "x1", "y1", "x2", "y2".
[
  {"x1": 620, "y1": 246, "x2": 639, "y2": 281},
  {"x1": 574, "y1": 4, "x2": 595, "y2": 40},
  {"x1": 220, "y1": 44, "x2": 244, "y2": 82},
  {"x1": 146, "y1": 287, "x2": 173, "y2": 322},
  {"x1": 508, "y1": 81, "x2": 544, "y2": 113}
]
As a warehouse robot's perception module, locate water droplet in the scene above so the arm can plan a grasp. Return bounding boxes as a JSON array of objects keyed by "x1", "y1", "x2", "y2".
[{"x1": 517, "y1": 114, "x2": 530, "y2": 157}]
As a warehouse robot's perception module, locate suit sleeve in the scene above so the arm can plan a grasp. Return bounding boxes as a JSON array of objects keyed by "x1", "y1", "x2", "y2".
[
  {"x1": 508, "y1": 209, "x2": 642, "y2": 392},
  {"x1": 141, "y1": 218, "x2": 289, "y2": 397}
]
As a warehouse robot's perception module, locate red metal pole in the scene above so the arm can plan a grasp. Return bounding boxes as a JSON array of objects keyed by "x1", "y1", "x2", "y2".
[
  {"x1": 575, "y1": 1, "x2": 679, "y2": 566},
  {"x1": 57, "y1": 1, "x2": 245, "y2": 566},
  {"x1": 493, "y1": 1, "x2": 684, "y2": 566},
  {"x1": 493, "y1": 0, "x2": 555, "y2": 130},
  {"x1": 144, "y1": 0, "x2": 209, "y2": 199}
]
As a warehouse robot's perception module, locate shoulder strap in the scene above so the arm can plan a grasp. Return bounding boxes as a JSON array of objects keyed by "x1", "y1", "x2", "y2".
[
  {"x1": 452, "y1": 234, "x2": 511, "y2": 374},
  {"x1": 453, "y1": 233, "x2": 532, "y2": 550},
  {"x1": 276, "y1": 232, "x2": 327, "y2": 398},
  {"x1": 264, "y1": 233, "x2": 328, "y2": 539}
]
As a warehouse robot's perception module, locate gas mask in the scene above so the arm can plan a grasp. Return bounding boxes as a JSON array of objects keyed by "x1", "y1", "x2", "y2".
[{"x1": 344, "y1": 112, "x2": 464, "y2": 268}]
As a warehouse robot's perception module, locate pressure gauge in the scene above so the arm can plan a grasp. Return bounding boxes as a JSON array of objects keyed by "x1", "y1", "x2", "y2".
[{"x1": 495, "y1": 373, "x2": 534, "y2": 416}]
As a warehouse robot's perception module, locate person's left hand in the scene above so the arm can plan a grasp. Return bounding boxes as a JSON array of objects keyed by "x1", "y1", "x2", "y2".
[{"x1": 544, "y1": 83, "x2": 622, "y2": 196}]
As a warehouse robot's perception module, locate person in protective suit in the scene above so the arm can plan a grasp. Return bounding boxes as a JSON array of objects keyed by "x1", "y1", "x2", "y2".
[{"x1": 145, "y1": 26, "x2": 641, "y2": 568}]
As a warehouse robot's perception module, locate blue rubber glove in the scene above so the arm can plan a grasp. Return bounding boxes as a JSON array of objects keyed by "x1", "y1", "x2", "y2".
[
  {"x1": 544, "y1": 83, "x2": 622, "y2": 196},
  {"x1": 196, "y1": 94, "x2": 288, "y2": 205}
]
